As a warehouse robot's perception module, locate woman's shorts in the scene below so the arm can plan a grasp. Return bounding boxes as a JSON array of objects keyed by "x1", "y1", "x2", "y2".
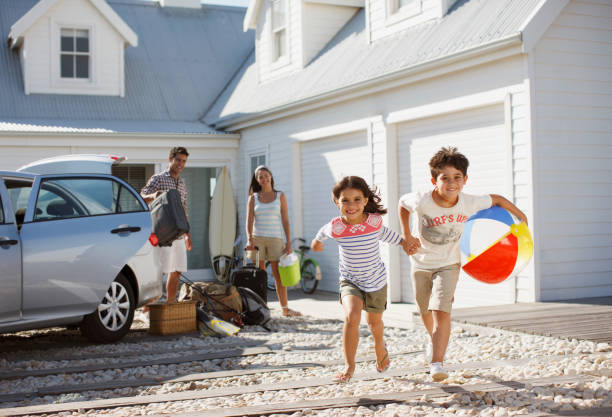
[
  {"x1": 159, "y1": 236, "x2": 188, "y2": 274},
  {"x1": 412, "y1": 263, "x2": 460, "y2": 314},
  {"x1": 249, "y1": 236, "x2": 284, "y2": 262},
  {"x1": 339, "y1": 280, "x2": 387, "y2": 313}
]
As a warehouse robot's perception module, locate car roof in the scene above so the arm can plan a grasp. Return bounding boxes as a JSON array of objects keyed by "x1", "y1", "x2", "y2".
[{"x1": 17, "y1": 154, "x2": 126, "y2": 175}]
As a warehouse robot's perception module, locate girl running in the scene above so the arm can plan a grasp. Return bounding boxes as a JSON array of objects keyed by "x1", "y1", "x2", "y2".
[{"x1": 311, "y1": 176, "x2": 407, "y2": 382}]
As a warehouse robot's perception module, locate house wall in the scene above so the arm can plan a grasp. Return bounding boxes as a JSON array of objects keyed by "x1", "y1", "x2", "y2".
[
  {"x1": 24, "y1": 0, "x2": 124, "y2": 96},
  {"x1": 531, "y1": 0, "x2": 612, "y2": 300},
  {"x1": 301, "y1": 2, "x2": 358, "y2": 66},
  {"x1": 235, "y1": 53, "x2": 534, "y2": 303}
]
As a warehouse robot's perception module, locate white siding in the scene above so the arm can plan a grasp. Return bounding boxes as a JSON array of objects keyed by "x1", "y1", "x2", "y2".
[
  {"x1": 300, "y1": 132, "x2": 371, "y2": 292},
  {"x1": 532, "y1": 0, "x2": 612, "y2": 300},
  {"x1": 23, "y1": 0, "x2": 124, "y2": 96},
  {"x1": 397, "y1": 104, "x2": 516, "y2": 307},
  {"x1": 301, "y1": 3, "x2": 358, "y2": 66},
  {"x1": 368, "y1": 0, "x2": 450, "y2": 43}
]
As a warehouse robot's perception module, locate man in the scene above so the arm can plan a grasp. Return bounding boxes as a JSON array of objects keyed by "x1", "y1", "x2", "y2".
[{"x1": 141, "y1": 147, "x2": 193, "y2": 303}]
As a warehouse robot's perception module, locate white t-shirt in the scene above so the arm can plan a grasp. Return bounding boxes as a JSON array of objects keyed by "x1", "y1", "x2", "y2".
[{"x1": 399, "y1": 190, "x2": 492, "y2": 269}]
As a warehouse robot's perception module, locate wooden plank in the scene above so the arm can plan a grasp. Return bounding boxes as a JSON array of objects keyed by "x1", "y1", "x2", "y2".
[
  {"x1": 0, "y1": 349, "x2": 422, "y2": 403},
  {"x1": 2, "y1": 353, "x2": 599, "y2": 416},
  {"x1": 459, "y1": 312, "x2": 612, "y2": 328},
  {"x1": 0, "y1": 346, "x2": 272, "y2": 380},
  {"x1": 453, "y1": 306, "x2": 612, "y2": 324},
  {"x1": 148, "y1": 375, "x2": 596, "y2": 417}
]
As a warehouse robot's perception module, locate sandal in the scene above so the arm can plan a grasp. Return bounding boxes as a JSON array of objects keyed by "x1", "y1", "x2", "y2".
[
  {"x1": 333, "y1": 370, "x2": 353, "y2": 383},
  {"x1": 281, "y1": 306, "x2": 302, "y2": 317},
  {"x1": 376, "y1": 348, "x2": 390, "y2": 373}
]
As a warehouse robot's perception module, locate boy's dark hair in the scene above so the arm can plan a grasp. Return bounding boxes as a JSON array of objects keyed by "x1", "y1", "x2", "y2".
[
  {"x1": 249, "y1": 165, "x2": 278, "y2": 194},
  {"x1": 332, "y1": 176, "x2": 387, "y2": 215},
  {"x1": 429, "y1": 147, "x2": 469, "y2": 178},
  {"x1": 170, "y1": 146, "x2": 189, "y2": 159}
]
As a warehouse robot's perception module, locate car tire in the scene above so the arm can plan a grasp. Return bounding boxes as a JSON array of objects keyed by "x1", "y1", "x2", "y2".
[{"x1": 80, "y1": 273, "x2": 135, "y2": 343}]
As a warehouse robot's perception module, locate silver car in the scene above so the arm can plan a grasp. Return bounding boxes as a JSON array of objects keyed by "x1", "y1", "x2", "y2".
[{"x1": 0, "y1": 155, "x2": 162, "y2": 342}]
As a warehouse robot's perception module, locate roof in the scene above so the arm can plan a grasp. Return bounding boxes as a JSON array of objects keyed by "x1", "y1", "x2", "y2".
[
  {"x1": 9, "y1": 0, "x2": 138, "y2": 49},
  {"x1": 205, "y1": 0, "x2": 543, "y2": 127},
  {"x1": 0, "y1": 0, "x2": 253, "y2": 134}
]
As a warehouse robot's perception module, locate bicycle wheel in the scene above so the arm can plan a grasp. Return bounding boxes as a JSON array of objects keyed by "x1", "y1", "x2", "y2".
[
  {"x1": 266, "y1": 262, "x2": 276, "y2": 291},
  {"x1": 300, "y1": 259, "x2": 319, "y2": 294}
]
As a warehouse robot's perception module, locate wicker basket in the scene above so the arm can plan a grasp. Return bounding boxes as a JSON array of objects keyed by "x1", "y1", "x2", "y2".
[{"x1": 148, "y1": 302, "x2": 196, "y2": 335}]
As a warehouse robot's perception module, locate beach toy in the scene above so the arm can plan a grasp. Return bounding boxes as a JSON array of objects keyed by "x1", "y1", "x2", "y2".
[
  {"x1": 278, "y1": 253, "x2": 301, "y2": 287},
  {"x1": 460, "y1": 206, "x2": 533, "y2": 284}
]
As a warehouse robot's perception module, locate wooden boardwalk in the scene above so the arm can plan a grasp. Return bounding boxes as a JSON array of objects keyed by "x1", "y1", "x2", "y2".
[{"x1": 451, "y1": 297, "x2": 612, "y2": 344}]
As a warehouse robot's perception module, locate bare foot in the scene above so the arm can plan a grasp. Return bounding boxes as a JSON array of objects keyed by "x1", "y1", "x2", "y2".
[
  {"x1": 281, "y1": 307, "x2": 302, "y2": 317},
  {"x1": 333, "y1": 366, "x2": 355, "y2": 383}
]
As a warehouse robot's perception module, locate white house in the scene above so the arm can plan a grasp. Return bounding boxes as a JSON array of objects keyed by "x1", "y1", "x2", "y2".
[
  {"x1": 205, "y1": 0, "x2": 612, "y2": 306},
  {"x1": 0, "y1": 0, "x2": 253, "y2": 280}
]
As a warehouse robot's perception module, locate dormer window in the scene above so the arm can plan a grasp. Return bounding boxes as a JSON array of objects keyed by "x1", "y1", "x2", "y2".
[
  {"x1": 60, "y1": 28, "x2": 90, "y2": 79},
  {"x1": 387, "y1": 0, "x2": 421, "y2": 24},
  {"x1": 271, "y1": 0, "x2": 287, "y2": 62}
]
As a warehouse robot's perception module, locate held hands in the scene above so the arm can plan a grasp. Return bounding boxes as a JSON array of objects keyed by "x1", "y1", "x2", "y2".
[
  {"x1": 283, "y1": 241, "x2": 292, "y2": 255},
  {"x1": 401, "y1": 235, "x2": 421, "y2": 255},
  {"x1": 185, "y1": 233, "x2": 193, "y2": 251},
  {"x1": 311, "y1": 239, "x2": 324, "y2": 252},
  {"x1": 245, "y1": 238, "x2": 255, "y2": 251}
]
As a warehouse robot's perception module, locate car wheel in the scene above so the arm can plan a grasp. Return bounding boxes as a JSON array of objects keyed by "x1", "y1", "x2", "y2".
[{"x1": 80, "y1": 273, "x2": 135, "y2": 343}]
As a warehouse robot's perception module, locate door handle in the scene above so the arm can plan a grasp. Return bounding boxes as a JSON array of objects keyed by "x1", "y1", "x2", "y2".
[
  {"x1": 111, "y1": 226, "x2": 141, "y2": 234},
  {"x1": 0, "y1": 238, "x2": 18, "y2": 246}
]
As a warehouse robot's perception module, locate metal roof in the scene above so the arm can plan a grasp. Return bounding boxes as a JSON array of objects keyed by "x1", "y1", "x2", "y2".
[
  {"x1": 205, "y1": 0, "x2": 541, "y2": 127},
  {"x1": 0, "y1": 0, "x2": 253, "y2": 134}
]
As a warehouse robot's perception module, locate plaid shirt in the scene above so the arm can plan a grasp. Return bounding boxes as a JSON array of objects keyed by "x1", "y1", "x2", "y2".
[{"x1": 141, "y1": 170, "x2": 188, "y2": 215}]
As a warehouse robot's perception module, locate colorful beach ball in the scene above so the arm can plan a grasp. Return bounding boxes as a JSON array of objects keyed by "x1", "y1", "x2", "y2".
[{"x1": 460, "y1": 206, "x2": 533, "y2": 284}]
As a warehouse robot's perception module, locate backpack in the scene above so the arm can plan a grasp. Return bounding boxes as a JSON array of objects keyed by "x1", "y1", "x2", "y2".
[
  {"x1": 179, "y1": 280, "x2": 243, "y2": 327},
  {"x1": 237, "y1": 287, "x2": 271, "y2": 331}
]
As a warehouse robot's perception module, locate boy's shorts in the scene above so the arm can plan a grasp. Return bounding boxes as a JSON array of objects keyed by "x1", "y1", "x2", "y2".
[
  {"x1": 339, "y1": 280, "x2": 387, "y2": 313},
  {"x1": 412, "y1": 263, "x2": 460, "y2": 314},
  {"x1": 248, "y1": 236, "x2": 284, "y2": 262}
]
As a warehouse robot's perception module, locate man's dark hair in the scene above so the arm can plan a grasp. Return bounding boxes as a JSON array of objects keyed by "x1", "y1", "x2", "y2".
[
  {"x1": 429, "y1": 147, "x2": 469, "y2": 178},
  {"x1": 170, "y1": 146, "x2": 189, "y2": 159}
]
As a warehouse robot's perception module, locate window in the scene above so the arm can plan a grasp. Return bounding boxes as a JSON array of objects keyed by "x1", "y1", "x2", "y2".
[
  {"x1": 387, "y1": 0, "x2": 421, "y2": 21},
  {"x1": 60, "y1": 28, "x2": 90, "y2": 79},
  {"x1": 250, "y1": 154, "x2": 266, "y2": 174},
  {"x1": 271, "y1": 0, "x2": 287, "y2": 62},
  {"x1": 34, "y1": 178, "x2": 144, "y2": 221}
]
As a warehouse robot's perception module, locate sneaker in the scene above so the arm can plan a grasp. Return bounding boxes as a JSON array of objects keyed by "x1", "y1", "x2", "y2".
[
  {"x1": 430, "y1": 362, "x2": 448, "y2": 382},
  {"x1": 424, "y1": 340, "x2": 432, "y2": 364}
]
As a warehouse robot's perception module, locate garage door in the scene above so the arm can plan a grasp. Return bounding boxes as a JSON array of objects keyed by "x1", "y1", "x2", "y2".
[
  {"x1": 301, "y1": 131, "x2": 371, "y2": 293},
  {"x1": 398, "y1": 104, "x2": 515, "y2": 307}
]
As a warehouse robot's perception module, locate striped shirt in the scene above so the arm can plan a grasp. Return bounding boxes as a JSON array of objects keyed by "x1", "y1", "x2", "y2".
[
  {"x1": 253, "y1": 192, "x2": 283, "y2": 239},
  {"x1": 315, "y1": 213, "x2": 402, "y2": 292}
]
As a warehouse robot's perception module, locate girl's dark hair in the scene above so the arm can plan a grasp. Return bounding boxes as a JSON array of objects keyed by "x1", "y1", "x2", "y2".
[
  {"x1": 332, "y1": 176, "x2": 387, "y2": 215},
  {"x1": 249, "y1": 166, "x2": 277, "y2": 194}
]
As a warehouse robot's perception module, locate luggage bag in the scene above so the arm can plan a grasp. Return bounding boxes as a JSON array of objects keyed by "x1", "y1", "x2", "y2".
[
  {"x1": 150, "y1": 189, "x2": 190, "y2": 247},
  {"x1": 229, "y1": 249, "x2": 268, "y2": 304}
]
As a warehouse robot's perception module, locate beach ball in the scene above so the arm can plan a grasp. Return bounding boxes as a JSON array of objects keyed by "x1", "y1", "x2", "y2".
[{"x1": 460, "y1": 206, "x2": 533, "y2": 284}]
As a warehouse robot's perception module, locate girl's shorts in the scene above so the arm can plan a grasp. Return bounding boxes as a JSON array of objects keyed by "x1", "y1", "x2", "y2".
[
  {"x1": 248, "y1": 236, "x2": 284, "y2": 262},
  {"x1": 339, "y1": 280, "x2": 387, "y2": 313}
]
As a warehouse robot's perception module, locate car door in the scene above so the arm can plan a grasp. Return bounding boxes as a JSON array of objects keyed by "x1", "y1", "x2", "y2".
[
  {"x1": 19, "y1": 175, "x2": 151, "y2": 318},
  {"x1": 0, "y1": 177, "x2": 22, "y2": 323}
]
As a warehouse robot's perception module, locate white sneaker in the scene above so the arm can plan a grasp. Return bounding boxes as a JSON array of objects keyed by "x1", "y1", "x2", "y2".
[
  {"x1": 430, "y1": 362, "x2": 448, "y2": 382},
  {"x1": 424, "y1": 340, "x2": 432, "y2": 364}
]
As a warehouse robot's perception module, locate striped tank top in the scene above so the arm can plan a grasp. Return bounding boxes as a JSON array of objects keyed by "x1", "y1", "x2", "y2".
[{"x1": 253, "y1": 192, "x2": 283, "y2": 239}]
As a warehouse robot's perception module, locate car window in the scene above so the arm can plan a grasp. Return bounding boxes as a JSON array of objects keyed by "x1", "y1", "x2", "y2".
[
  {"x1": 35, "y1": 178, "x2": 144, "y2": 221},
  {"x1": 0, "y1": 196, "x2": 4, "y2": 224},
  {"x1": 3, "y1": 178, "x2": 34, "y2": 227},
  {"x1": 113, "y1": 181, "x2": 145, "y2": 213}
]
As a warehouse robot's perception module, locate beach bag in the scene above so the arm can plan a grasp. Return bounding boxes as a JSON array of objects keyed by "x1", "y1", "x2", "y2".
[
  {"x1": 237, "y1": 287, "x2": 271, "y2": 331},
  {"x1": 179, "y1": 279, "x2": 243, "y2": 327},
  {"x1": 150, "y1": 189, "x2": 190, "y2": 246}
]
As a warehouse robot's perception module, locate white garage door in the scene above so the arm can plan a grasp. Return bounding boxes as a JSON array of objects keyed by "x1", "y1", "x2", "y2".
[
  {"x1": 301, "y1": 131, "x2": 371, "y2": 293},
  {"x1": 398, "y1": 105, "x2": 515, "y2": 307}
]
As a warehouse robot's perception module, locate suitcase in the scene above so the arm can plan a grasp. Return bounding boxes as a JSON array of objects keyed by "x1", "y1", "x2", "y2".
[
  {"x1": 229, "y1": 249, "x2": 268, "y2": 304},
  {"x1": 150, "y1": 189, "x2": 190, "y2": 247}
]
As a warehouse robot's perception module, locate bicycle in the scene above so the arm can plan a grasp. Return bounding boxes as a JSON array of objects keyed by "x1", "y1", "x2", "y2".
[{"x1": 266, "y1": 237, "x2": 322, "y2": 294}]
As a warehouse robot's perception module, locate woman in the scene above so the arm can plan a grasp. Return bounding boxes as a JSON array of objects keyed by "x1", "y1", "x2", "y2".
[{"x1": 246, "y1": 166, "x2": 302, "y2": 317}]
